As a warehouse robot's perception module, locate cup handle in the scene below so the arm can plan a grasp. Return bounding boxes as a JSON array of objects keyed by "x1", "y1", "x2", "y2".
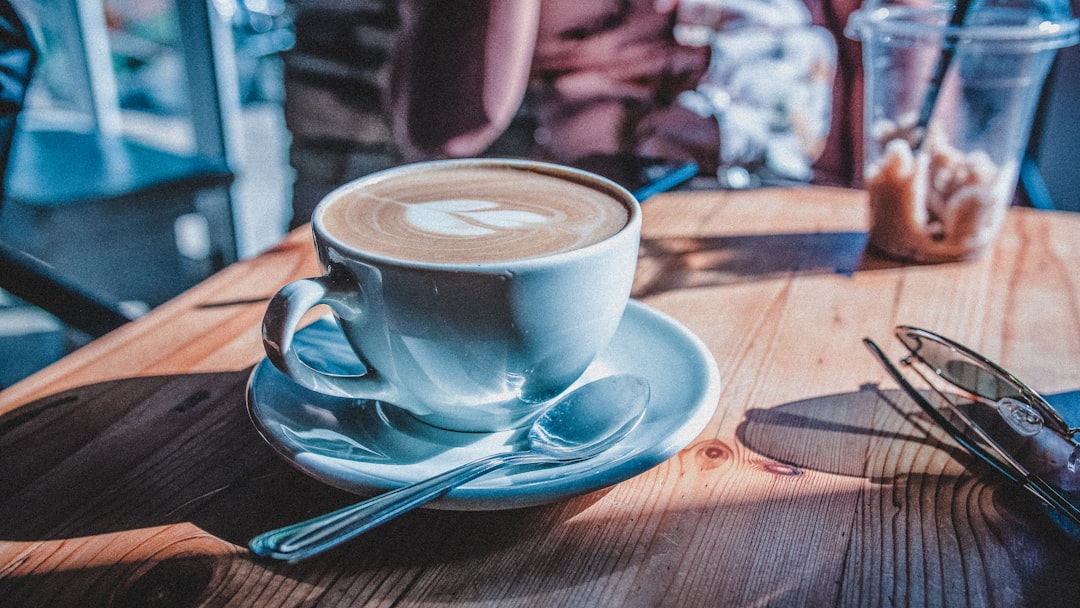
[{"x1": 262, "y1": 275, "x2": 398, "y2": 402}]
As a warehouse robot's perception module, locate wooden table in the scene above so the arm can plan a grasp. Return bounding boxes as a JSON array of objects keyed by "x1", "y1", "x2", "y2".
[{"x1": 2, "y1": 187, "x2": 1078, "y2": 606}]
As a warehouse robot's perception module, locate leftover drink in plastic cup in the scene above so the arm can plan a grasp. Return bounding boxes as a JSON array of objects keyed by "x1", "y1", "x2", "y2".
[{"x1": 847, "y1": 0, "x2": 1078, "y2": 262}]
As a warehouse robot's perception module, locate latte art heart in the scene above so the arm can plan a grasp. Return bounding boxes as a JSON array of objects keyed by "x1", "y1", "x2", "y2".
[
  {"x1": 404, "y1": 199, "x2": 552, "y2": 237},
  {"x1": 320, "y1": 165, "x2": 629, "y2": 264}
]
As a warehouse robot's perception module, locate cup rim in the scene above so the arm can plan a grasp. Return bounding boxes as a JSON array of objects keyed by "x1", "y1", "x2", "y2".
[
  {"x1": 846, "y1": 5, "x2": 1080, "y2": 48},
  {"x1": 311, "y1": 158, "x2": 642, "y2": 271}
]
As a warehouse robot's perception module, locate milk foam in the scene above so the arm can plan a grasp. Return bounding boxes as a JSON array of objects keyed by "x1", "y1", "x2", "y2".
[{"x1": 320, "y1": 165, "x2": 629, "y2": 264}]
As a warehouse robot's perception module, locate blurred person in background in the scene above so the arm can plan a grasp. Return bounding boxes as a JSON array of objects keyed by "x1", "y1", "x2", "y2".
[{"x1": 285, "y1": 0, "x2": 863, "y2": 227}]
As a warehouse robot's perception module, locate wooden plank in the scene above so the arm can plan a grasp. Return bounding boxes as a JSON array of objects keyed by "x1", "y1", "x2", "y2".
[{"x1": 2, "y1": 188, "x2": 1079, "y2": 606}]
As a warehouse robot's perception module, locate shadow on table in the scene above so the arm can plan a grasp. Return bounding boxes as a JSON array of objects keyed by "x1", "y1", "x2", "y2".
[
  {"x1": 737, "y1": 383, "x2": 1080, "y2": 537},
  {"x1": 0, "y1": 370, "x2": 637, "y2": 604},
  {"x1": 736, "y1": 385, "x2": 966, "y2": 483},
  {"x1": 0, "y1": 370, "x2": 616, "y2": 542},
  {"x1": 737, "y1": 384, "x2": 1080, "y2": 482},
  {"x1": 4, "y1": 374, "x2": 1080, "y2": 606},
  {"x1": 736, "y1": 384, "x2": 1080, "y2": 604},
  {"x1": 633, "y1": 231, "x2": 907, "y2": 298}
]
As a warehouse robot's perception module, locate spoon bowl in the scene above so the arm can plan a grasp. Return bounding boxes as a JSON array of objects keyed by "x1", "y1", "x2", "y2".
[
  {"x1": 527, "y1": 374, "x2": 650, "y2": 458},
  {"x1": 249, "y1": 374, "x2": 650, "y2": 561}
]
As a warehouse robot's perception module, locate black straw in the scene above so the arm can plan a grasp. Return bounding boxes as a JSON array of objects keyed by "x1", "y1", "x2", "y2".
[{"x1": 914, "y1": 0, "x2": 975, "y2": 148}]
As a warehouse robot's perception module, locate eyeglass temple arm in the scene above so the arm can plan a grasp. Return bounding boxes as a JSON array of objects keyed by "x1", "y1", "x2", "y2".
[
  {"x1": 863, "y1": 338, "x2": 1080, "y2": 527},
  {"x1": 864, "y1": 339, "x2": 1022, "y2": 483}
]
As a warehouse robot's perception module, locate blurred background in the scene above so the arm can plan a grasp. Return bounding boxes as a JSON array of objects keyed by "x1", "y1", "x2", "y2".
[
  {"x1": 0, "y1": 0, "x2": 295, "y2": 385},
  {"x1": 0, "y1": 0, "x2": 1076, "y2": 387}
]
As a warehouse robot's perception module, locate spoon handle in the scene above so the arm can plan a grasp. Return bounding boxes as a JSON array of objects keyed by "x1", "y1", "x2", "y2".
[{"x1": 249, "y1": 451, "x2": 547, "y2": 561}]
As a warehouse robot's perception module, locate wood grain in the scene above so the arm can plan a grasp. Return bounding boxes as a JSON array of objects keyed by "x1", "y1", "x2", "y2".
[{"x1": 2, "y1": 187, "x2": 1078, "y2": 607}]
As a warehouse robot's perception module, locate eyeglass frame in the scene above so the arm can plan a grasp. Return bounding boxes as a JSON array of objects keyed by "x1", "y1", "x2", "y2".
[{"x1": 863, "y1": 325, "x2": 1080, "y2": 528}]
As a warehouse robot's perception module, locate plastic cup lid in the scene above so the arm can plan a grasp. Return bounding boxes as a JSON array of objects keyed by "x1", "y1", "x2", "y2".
[{"x1": 846, "y1": 0, "x2": 1079, "y2": 49}]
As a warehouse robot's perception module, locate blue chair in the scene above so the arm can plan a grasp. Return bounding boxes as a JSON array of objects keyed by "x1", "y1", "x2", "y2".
[
  {"x1": 0, "y1": 0, "x2": 241, "y2": 337},
  {"x1": 0, "y1": 0, "x2": 136, "y2": 337}
]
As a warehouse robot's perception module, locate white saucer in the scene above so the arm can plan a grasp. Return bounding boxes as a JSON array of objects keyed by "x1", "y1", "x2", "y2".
[{"x1": 246, "y1": 299, "x2": 721, "y2": 511}]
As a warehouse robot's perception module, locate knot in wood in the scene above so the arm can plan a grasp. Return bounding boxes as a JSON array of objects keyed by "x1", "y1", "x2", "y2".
[{"x1": 692, "y1": 439, "x2": 733, "y2": 470}]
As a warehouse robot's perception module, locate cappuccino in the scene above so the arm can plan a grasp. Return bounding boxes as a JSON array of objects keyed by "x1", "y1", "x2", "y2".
[
  {"x1": 319, "y1": 164, "x2": 630, "y2": 264},
  {"x1": 266, "y1": 159, "x2": 641, "y2": 431}
]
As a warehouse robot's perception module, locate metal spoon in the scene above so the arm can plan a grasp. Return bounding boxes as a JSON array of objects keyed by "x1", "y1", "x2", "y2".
[{"x1": 249, "y1": 374, "x2": 650, "y2": 561}]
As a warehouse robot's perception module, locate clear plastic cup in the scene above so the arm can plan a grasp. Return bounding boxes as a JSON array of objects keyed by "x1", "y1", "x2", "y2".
[{"x1": 847, "y1": 0, "x2": 1078, "y2": 262}]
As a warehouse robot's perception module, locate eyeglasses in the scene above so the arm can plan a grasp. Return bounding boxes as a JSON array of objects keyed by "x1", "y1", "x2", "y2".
[{"x1": 864, "y1": 326, "x2": 1080, "y2": 529}]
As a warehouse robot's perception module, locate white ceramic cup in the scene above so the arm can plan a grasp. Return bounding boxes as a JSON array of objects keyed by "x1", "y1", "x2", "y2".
[{"x1": 262, "y1": 159, "x2": 641, "y2": 432}]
